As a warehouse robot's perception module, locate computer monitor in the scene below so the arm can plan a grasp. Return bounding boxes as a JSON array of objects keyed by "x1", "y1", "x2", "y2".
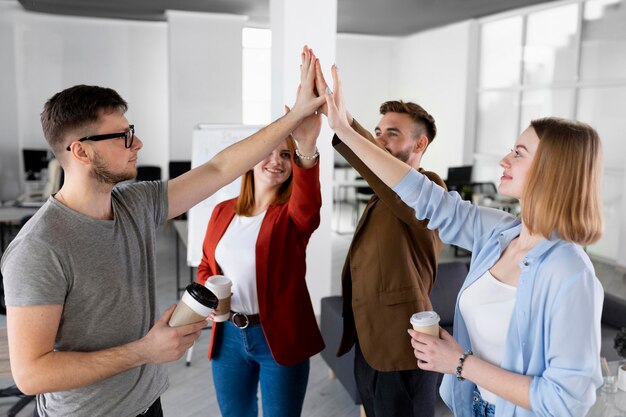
[
  {"x1": 22, "y1": 149, "x2": 52, "y2": 181},
  {"x1": 445, "y1": 165, "x2": 473, "y2": 191}
]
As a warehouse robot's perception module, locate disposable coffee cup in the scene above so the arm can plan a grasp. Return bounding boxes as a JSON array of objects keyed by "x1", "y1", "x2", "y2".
[
  {"x1": 204, "y1": 275, "x2": 232, "y2": 322},
  {"x1": 410, "y1": 311, "x2": 440, "y2": 338},
  {"x1": 169, "y1": 282, "x2": 218, "y2": 327}
]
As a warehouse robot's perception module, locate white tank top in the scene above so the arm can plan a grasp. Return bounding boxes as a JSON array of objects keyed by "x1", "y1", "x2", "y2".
[
  {"x1": 459, "y1": 270, "x2": 517, "y2": 404},
  {"x1": 214, "y1": 210, "x2": 266, "y2": 315}
]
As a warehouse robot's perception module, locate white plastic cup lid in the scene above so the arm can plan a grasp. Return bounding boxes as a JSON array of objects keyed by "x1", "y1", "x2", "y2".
[
  {"x1": 410, "y1": 311, "x2": 440, "y2": 327},
  {"x1": 205, "y1": 275, "x2": 232, "y2": 298}
]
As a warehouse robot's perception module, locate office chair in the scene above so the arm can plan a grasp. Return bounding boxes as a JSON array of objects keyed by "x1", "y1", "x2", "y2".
[
  {"x1": 353, "y1": 177, "x2": 374, "y2": 226},
  {"x1": 168, "y1": 162, "x2": 191, "y2": 219},
  {"x1": 168, "y1": 161, "x2": 191, "y2": 180},
  {"x1": 136, "y1": 166, "x2": 162, "y2": 182}
]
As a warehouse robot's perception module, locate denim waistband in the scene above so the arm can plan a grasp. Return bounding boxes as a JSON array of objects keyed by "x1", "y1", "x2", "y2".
[{"x1": 472, "y1": 389, "x2": 495, "y2": 417}]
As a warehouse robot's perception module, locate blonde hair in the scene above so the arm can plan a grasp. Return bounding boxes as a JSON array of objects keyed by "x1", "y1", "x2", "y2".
[
  {"x1": 235, "y1": 136, "x2": 296, "y2": 216},
  {"x1": 522, "y1": 117, "x2": 603, "y2": 245}
]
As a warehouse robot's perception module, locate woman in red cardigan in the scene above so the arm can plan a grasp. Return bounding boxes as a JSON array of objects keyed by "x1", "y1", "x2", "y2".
[{"x1": 196, "y1": 51, "x2": 324, "y2": 417}]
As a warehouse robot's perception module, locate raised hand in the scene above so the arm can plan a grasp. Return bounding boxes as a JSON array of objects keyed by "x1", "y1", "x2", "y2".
[
  {"x1": 290, "y1": 46, "x2": 326, "y2": 120},
  {"x1": 316, "y1": 61, "x2": 353, "y2": 123},
  {"x1": 289, "y1": 104, "x2": 320, "y2": 145},
  {"x1": 314, "y1": 60, "x2": 330, "y2": 116},
  {"x1": 324, "y1": 65, "x2": 352, "y2": 135}
]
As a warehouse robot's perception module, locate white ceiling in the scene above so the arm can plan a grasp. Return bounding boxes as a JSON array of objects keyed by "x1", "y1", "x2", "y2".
[{"x1": 17, "y1": 0, "x2": 559, "y2": 36}]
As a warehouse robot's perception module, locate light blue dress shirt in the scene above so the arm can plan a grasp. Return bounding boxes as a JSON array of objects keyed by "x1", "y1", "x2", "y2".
[{"x1": 393, "y1": 169, "x2": 603, "y2": 417}]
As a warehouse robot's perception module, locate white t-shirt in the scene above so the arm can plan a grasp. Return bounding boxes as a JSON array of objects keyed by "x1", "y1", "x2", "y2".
[
  {"x1": 214, "y1": 210, "x2": 266, "y2": 314},
  {"x1": 459, "y1": 270, "x2": 517, "y2": 404}
]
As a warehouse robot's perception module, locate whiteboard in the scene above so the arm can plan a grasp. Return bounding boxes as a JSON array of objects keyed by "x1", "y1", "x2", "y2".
[{"x1": 187, "y1": 124, "x2": 263, "y2": 267}]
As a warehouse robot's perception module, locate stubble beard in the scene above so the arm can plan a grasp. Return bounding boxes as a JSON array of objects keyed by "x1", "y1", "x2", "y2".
[
  {"x1": 90, "y1": 151, "x2": 136, "y2": 185},
  {"x1": 391, "y1": 147, "x2": 412, "y2": 164}
]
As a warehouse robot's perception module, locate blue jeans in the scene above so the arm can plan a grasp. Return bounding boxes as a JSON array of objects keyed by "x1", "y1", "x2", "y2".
[
  {"x1": 472, "y1": 388, "x2": 496, "y2": 417},
  {"x1": 211, "y1": 320, "x2": 310, "y2": 417}
]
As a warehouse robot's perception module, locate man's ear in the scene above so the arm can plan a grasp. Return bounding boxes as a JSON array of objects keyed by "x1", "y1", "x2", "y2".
[
  {"x1": 414, "y1": 135, "x2": 429, "y2": 154},
  {"x1": 69, "y1": 142, "x2": 93, "y2": 166}
]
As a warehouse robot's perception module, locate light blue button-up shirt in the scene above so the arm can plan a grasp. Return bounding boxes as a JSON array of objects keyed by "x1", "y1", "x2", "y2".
[{"x1": 394, "y1": 169, "x2": 603, "y2": 417}]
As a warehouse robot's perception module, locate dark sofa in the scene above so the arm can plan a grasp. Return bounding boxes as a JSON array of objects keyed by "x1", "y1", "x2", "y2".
[
  {"x1": 320, "y1": 261, "x2": 469, "y2": 404},
  {"x1": 600, "y1": 291, "x2": 626, "y2": 361},
  {"x1": 321, "y1": 262, "x2": 626, "y2": 402}
]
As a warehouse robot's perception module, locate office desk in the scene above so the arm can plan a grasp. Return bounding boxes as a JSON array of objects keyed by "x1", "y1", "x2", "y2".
[
  {"x1": 0, "y1": 205, "x2": 40, "y2": 252},
  {"x1": 333, "y1": 179, "x2": 369, "y2": 235}
]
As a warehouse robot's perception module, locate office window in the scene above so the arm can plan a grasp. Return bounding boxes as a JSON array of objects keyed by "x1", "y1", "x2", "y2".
[
  {"x1": 242, "y1": 27, "x2": 271, "y2": 125},
  {"x1": 580, "y1": 0, "x2": 626, "y2": 80},
  {"x1": 473, "y1": 0, "x2": 626, "y2": 264},
  {"x1": 519, "y1": 89, "x2": 574, "y2": 130},
  {"x1": 475, "y1": 92, "x2": 520, "y2": 156},
  {"x1": 523, "y1": 4, "x2": 578, "y2": 85},
  {"x1": 577, "y1": 86, "x2": 626, "y2": 170},
  {"x1": 479, "y1": 17, "x2": 523, "y2": 89}
]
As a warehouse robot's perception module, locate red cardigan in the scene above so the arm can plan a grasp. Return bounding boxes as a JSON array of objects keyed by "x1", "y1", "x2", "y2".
[{"x1": 196, "y1": 162, "x2": 325, "y2": 366}]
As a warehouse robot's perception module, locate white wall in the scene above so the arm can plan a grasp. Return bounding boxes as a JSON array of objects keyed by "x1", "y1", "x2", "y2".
[
  {"x1": 167, "y1": 11, "x2": 245, "y2": 165},
  {"x1": 0, "y1": 3, "x2": 168, "y2": 198},
  {"x1": 0, "y1": 2, "x2": 21, "y2": 199},
  {"x1": 391, "y1": 21, "x2": 474, "y2": 177},
  {"x1": 336, "y1": 34, "x2": 396, "y2": 133},
  {"x1": 334, "y1": 24, "x2": 473, "y2": 179}
]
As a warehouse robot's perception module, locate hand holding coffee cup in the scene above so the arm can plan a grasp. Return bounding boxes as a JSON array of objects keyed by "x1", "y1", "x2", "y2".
[
  {"x1": 169, "y1": 282, "x2": 218, "y2": 327},
  {"x1": 204, "y1": 275, "x2": 232, "y2": 322},
  {"x1": 410, "y1": 311, "x2": 441, "y2": 338}
]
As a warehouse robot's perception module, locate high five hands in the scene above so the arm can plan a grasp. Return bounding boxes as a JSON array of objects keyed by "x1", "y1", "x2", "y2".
[{"x1": 296, "y1": 46, "x2": 354, "y2": 138}]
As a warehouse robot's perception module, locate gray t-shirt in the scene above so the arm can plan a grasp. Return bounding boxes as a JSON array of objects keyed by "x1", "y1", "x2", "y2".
[{"x1": 1, "y1": 180, "x2": 169, "y2": 417}]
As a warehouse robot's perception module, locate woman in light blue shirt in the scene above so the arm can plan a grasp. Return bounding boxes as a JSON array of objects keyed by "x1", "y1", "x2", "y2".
[{"x1": 321, "y1": 66, "x2": 604, "y2": 417}]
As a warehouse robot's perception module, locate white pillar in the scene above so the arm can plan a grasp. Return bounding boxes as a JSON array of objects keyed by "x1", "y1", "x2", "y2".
[{"x1": 270, "y1": 0, "x2": 337, "y2": 315}]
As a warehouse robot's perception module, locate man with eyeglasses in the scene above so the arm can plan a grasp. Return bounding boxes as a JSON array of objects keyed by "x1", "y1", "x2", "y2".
[{"x1": 0, "y1": 47, "x2": 324, "y2": 417}]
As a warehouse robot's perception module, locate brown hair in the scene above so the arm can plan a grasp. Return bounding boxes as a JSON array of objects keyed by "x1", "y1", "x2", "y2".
[
  {"x1": 234, "y1": 137, "x2": 296, "y2": 216},
  {"x1": 379, "y1": 100, "x2": 437, "y2": 144},
  {"x1": 41, "y1": 85, "x2": 128, "y2": 156},
  {"x1": 522, "y1": 117, "x2": 603, "y2": 245}
]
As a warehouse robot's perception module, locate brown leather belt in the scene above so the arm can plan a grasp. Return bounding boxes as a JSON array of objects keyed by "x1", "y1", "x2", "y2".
[{"x1": 230, "y1": 311, "x2": 261, "y2": 329}]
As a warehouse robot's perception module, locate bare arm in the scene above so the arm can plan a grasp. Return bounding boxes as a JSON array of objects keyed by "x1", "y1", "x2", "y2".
[
  {"x1": 409, "y1": 328, "x2": 532, "y2": 409},
  {"x1": 7, "y1": 304, "x2": 206, "y2": 395},
  {"x1": 167, "y1": 46, "x2": 325, "y2": 219}
]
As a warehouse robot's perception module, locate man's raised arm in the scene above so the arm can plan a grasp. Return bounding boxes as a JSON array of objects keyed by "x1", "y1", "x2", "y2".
[{"x1": 167, "y1": 46, "x2": 325, "y2": 219}]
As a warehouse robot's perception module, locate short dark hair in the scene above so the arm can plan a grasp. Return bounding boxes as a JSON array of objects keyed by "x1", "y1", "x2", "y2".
[
  {"x1": 379, "y1": 100, "x2": 437, "y2": 144},
  {"x1": 41, "y1": 85, "x2": 128, "y2": 156}
]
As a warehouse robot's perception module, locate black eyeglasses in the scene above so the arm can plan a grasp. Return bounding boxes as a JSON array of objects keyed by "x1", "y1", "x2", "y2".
[{"x1": 66, "y1": 125, "x2": 135, "y2": 151}]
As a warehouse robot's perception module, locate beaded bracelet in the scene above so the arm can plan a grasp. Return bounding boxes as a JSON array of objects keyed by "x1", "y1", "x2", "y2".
[
  {"x1": 455, "y1": 350, "x2": 473, "y2": 381},
  {"x1": 295, "y1": 147, "x2": 319, "y2": 161}
]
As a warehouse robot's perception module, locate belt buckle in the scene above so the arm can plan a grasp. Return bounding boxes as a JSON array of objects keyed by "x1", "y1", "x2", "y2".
[{"x1": 231, "y1": 312, "x2": 249, "y2": 329}]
